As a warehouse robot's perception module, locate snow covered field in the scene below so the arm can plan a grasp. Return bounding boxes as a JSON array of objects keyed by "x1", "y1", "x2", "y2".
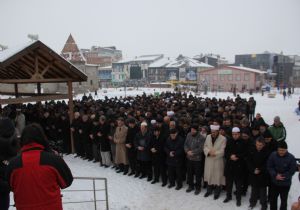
[
  {"x1": 60, "y1": 88, "x2": 300, "y2": 210},
  {"x1": 8, "y1": 88, "x2": 300, "y2": 210}
]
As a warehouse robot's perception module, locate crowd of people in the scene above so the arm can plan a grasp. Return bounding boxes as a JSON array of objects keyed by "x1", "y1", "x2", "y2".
[{"x1": 1, "y1": 91, "x2": 299, "y2": 210}]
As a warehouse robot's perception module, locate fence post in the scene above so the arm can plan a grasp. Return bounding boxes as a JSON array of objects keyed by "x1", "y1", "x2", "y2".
[
  {"x1": 93, "y1": 179, "x2": 97, "y2": 210},
  {"x1": 105, "y1": 178, "x2": 109, "y2": 210}
]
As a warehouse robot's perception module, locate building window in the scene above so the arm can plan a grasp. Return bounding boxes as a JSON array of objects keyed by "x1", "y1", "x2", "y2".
[
  {"x1": 244, "y1": 73, "x2": 250, "y2": 81},
  {"x1": 236, "y1": 74, "x2": 241, "y2": 81},
  {"x1": 228, "y1": 75, "x2": 233, "y2": 81},
  {"x1": 90, "y1": 80, "x2": 93, "y2": 85},
  {"x1": 220, "y1": 75, "x2": 225, "y2": 81},
  {"x1": 213, "y1": 74, "x2": 218, "y2": 81}
]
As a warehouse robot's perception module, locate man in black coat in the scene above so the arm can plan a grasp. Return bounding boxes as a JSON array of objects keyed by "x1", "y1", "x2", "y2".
[
  {"x1": 98, "y1": 116, "x2": 112, "y2": 167},
  {"x1": 57, "y1": 114, "x2": 71, "y2": 154},
  {"x1": 164, "y1": 128, "x2": 185, "y2": 190},
  {"x1": 125, "y1": 118, "x2": 139, "y2": 176},
  {"x1": 134, "y1": 122, "x2": 152, "y2": 181},
  {"x1": 71, "y1": 112, "x2": 82, "y2": 157},
  {"x1": 247, "y1": 137, "x2": 269, "y2": 210},
  {"x1": 79, "y1": 114, "x2": 93, "y2": 160},
  {"x1": 0, "y1": 118, "x2": 19, "y2": 210},
  {"x1": 150, "y1": 127, "x2": 168, "y2": 186},
  {"x1": 223, "y1": 127, "x2": 248, "y2": 206}
]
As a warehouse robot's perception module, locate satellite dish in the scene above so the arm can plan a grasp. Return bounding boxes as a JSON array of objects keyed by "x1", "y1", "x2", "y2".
[
  {"x1": 0, "y1": 44, "x2": 8, "y2": 51},
  {"x1": 27, "y1": 34, "x2": 39, "y2": 41}
]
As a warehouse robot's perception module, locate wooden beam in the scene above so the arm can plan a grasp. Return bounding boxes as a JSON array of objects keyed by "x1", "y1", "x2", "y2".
[
  {"x1": 0, "y1": 92, "x2": 65, "y2": 96},
  {"x1": 67, "y1": 81, "x2": 75, "y2": 153},
  {"x1": 14, "y1": 83, "x2": 19, "y2": 98},
  {"x1": 0, "y1": 78, "x2": 73, "y2": 84},
  {"x1": 0, "y1": 94, "x2": 69, "y2": 105}
]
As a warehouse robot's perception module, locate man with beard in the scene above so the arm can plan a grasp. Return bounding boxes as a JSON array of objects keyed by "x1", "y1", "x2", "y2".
[
  {"x1": 125, "y1": 118, "x2": 139, "y2": 175},
  {"x1": 184, "y1": 124, "x2": 206, "y2": 195},
  {"x1": 134, "y1": 122, "x2": 152, "y2": 180},
  {"x1": 268, "y1": 116, "x2": 286, "y2": 142},
  {"x1": 165, "y1": 129, "x2": 185, "y2": 190},
  {"x1": 203, "y1": 124, "x2": 226, "y2": 200},
  {"x1": 150, "y1": 127, "x2": 168, "y2": 186},
  {"x1": 223, "y1": 127, "x2": 247, "y2": 206}
]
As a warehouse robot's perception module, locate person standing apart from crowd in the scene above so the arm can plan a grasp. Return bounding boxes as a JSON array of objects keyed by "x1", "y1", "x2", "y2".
[
  {"x1": 7, "y1": 123, "x2": 73, "y2": 210},
  {"x1": 267, "y1": 141, "x2": 297, "y2": 210},
  {"x1": 184, "y1": 124, "x2": 206, "y2": 195},
  {"x1": 203, "y1": 124, "x2": 226, "y2": 200}
]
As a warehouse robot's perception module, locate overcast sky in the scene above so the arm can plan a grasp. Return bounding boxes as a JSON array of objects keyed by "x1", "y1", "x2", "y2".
[{"x1": 0, "y1": 0, "x2": 299, "y2": 62}]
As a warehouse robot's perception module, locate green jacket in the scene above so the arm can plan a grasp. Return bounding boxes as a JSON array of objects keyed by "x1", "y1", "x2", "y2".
[{"x1": 268, "y1": 123, "x2": 286, "y2": 142}]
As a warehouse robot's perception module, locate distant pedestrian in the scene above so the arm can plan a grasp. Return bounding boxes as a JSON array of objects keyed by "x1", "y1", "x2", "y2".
[{"x1": 283, "y1": 90, "x2": 287, "y2": 100}]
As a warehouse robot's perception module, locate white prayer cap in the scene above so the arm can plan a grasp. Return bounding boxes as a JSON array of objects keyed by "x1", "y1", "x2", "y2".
[
  {"x1": 210, "y1": 125, "x2": 220, "y2": 131},
  {"x1": 141, "y1": 122, "x2": 148, "y2": 126},
  {"x1": 232, "y1": 127, "x2": 240, "y2": 133},
  {"x1": 167, "y1": 111, "x2": 175, "y2": 116},
  {"x1": 151, "y1": 120, "x2": 157, "y2": 124}
]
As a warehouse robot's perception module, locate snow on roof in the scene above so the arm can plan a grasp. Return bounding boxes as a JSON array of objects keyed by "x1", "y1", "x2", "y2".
[
  {"x1": 99, "y1": 66, "x2": 112, "y2": 69},
  {"x1": 133, "y1": 54, "x2": 163, "y2": 62},
  {"x1": 149, "y1": 56, "x2": 213, "y2": 69},
  {"x1": 0, "y1": 41, "x2": 38, "y2": 62},
  {"x1": 149, "y1": 57, "x2": 173, "y2": 68},
  {"x1": 228, "y1": 66, "x2": 267, "y2": 74}
]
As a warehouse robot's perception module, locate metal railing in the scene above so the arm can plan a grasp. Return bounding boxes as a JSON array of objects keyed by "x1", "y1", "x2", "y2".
[{"x1": 62, "y1": 176, "x2": 109, "y2": 210}]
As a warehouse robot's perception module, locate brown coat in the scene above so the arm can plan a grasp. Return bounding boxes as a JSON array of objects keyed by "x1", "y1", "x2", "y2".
[{"x1": 114, "y1": 125, "x2": 128, "y2": 165}]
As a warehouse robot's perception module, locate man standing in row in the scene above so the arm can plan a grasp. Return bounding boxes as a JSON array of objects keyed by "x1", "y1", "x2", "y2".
[{"x1": 184, "y1": 124, "x2": 205, "y2": 195}]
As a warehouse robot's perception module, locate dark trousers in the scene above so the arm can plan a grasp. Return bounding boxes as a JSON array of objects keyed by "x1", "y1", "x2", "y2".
[
  {"x1": 226, "y1": 176, "x2": 243, "y2": 201},
  {"x1": 168, "y1": 164, "x2": 183, "y2": 186},
  {"x1": 85, "y1": 142, "x2": 93, "y2": 160},
  {"x1": 152, "y1": 158, "x2": 167, "y2": 184},
  {"x1": 186, "y1": 160, "x2": 203, "y2": 188},
  {"x1": 270, "y1": 184, "x2": 290, "y2": 210},
  {"x1": 137, "y1": 160, "x2": 152, "y2": 178},
  {"x1": 92, "y1": 143, "x2": 100, "y2": 161},
  {"x1": 250, "y1": 186, "x2": 267, "y2": 209},
  {"x1": 128, "y1": 150, "x2": 137, "y2": 173},
  {"x1": 0, "y1": 192, "x2": 9, "y2": 210}
]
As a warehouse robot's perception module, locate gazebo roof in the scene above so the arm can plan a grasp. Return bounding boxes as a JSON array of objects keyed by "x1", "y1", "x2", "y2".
[{"x1": 0, "y1": 40, "x2": 87, "y2": 84}]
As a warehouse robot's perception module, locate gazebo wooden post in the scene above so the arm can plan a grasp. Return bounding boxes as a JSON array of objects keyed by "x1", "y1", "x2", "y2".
[
  {"x1": 14, "y1": 83, "x2": 19, "y2": 98},
  {"x1": 37, "y1": 83, "x2": 41, "y2": 95},
  {"x1": 67, "y1": 81, "x2": 75, "y2": 153}
]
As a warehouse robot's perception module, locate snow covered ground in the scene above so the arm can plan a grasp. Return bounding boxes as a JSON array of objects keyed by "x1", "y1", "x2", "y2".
[
  {"x1": 61, "y1": 89, "x2": 300, "y2": 210},
  {"x1": 8, "y1": 88, "x2": 300, "y2": 210}
]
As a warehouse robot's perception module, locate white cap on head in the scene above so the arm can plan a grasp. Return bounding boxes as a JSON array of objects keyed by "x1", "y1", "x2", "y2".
[
  {"x1": 210, "y1": 125, "x2": 220, "y2": 131},
  {"x1": 167, "y1": 111, "x2": 174, "y2": 116},
  {"x1": 151, "y1": 119, "x2": 156, "y2": 124},
  {"x1": 141, "y1": 122, "x2": 148, "y2": 126},
  {"x1": 232, "y1": 127, "x2": 240, "y2": 133}
]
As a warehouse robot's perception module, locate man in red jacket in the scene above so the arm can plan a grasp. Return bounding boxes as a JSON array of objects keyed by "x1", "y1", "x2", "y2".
[{"x1": 6, "y1": 123, "x2": 73, "y2": 210}]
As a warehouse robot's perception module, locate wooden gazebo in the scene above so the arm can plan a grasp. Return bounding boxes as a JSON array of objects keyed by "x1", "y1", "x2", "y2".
[{"x1": 0, "y1": 40, "x2": 87, "y2": 152}]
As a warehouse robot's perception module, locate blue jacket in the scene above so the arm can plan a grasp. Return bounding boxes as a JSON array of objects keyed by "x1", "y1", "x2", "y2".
[{"x1": 267, "y1": 151, "x2": 297, "y2": 186}]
